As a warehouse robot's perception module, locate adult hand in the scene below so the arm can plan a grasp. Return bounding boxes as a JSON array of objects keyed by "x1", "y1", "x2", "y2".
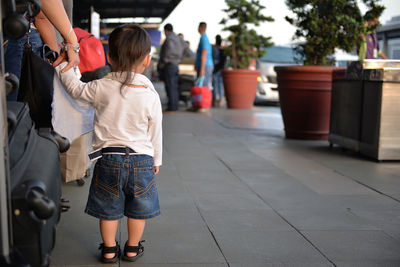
[
  {"x1": 154, "y1": 166, "x2": 159, "y2": 175},
  {"x1": 195, "y1": 76, "x2": 205, "y2": 87},
  {"x1": 53, "y1": 47, "x2": 80, "y2": 72}
]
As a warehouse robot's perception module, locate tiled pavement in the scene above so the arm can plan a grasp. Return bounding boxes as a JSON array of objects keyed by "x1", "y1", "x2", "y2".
[{"x1": 51, "y1": 93, "x2": 400, "y2": 266}]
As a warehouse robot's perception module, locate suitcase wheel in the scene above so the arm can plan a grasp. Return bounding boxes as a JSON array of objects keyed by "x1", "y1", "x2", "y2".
[{"x1": 76, "y1": 179, "x2": 85, "y2": 186}]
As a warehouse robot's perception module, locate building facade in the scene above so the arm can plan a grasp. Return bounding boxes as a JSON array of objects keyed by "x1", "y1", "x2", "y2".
[{"x1": 377, "y1": 16, "x2": 400, "y2": 59}]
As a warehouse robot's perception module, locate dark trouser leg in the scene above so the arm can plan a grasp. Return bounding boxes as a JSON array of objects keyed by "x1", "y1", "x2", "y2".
[
  {"x1": 164, "y1": 64, "x2": 179, "y2": 111},
  {"x1": 5, "y1": 29, "x2": 43, "y2": 101}
]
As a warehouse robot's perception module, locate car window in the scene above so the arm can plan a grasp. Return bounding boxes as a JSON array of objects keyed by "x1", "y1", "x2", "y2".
[{"x1": 259, "y1": 46, "x2": 302, "y2": 63}]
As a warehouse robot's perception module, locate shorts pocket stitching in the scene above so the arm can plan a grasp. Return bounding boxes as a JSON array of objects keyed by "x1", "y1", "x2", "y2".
[
  {"x1": 133, "y1": 167, "x2": 156, "y2": 199},
  {"x1": 134, "y1": 179, "x2": 155, "y2": 198},
  {"x1": 96, "y1": 182, "x2": 118, "y2": 198},
  {"x1": 95, "y1": 165, "x2": 120, "y2": 200}
]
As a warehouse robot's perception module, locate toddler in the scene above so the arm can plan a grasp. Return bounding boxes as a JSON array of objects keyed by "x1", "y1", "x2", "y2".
[{"x1": 57, "y1": 24, "x2": 162, "y2": 263}]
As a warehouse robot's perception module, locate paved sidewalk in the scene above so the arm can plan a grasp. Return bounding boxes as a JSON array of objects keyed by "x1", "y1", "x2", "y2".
[{"x1": 52, "y1": 101, "x2": 400, "y2": 266}]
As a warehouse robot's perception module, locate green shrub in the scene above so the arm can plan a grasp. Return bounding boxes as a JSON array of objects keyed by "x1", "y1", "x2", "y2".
[
  {"x1": 220, "y1": 0, "x2": 274, "y2": 69},
  {"x1": 285, "y1": 0, "x2": 385, "y2": 65}
]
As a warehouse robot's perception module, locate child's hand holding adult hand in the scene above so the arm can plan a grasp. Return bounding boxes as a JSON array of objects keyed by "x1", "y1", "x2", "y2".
[
  {"x1": 54, "y1": 30, "x2": 80, "y2": 72},
  {"x1": 53, "y1": 51, "x2": 67, "y2": 67},
  {"x1": 53, "y1": 46, "x2": 80, "y2": 73}
]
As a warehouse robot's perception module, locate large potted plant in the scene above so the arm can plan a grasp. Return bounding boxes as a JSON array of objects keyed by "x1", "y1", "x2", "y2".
[
  {"x1": 220, "y1": 0, "x2": 273, "y2": 109},
  {"x1": 275, "y1": 0, "x2": 384, "y2": 139}
]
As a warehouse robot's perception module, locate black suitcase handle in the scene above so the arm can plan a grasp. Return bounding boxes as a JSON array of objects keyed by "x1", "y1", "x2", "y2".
[
  {"x1": 27, "y1": 187, "x2": 56, "y2": 220},
  {"x1": 13, "y1": 179, "x2": 56, "y2": 221}
]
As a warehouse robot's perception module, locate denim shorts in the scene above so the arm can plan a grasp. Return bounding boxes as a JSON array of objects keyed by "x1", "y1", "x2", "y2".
[{"x1": 85, "y1": 154, "x2": 160, "y2": 220}]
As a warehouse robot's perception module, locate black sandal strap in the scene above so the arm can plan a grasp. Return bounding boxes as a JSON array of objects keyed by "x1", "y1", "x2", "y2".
[
  {"x1": 99, "y1": 243, "x2": 120, "y2": 254},
  {"x1": 124, "y1": 240, "x2": 145, "y2": 253}
]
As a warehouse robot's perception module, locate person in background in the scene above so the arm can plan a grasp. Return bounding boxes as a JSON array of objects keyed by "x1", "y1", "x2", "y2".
[
  {"x1": 177, "y1": 32, "x2": 195, "y2": 59},
  {"x1": 195, "y1": 22, "x2": 213, "y2": 91},
  {"x1": 212, "y1": 34, "x2": 225, "y2": 107},
  {"x1": 100, "y1": 22, "x2": 110, "y2": 64},
  {"x1": 158, "y1": 23, "x2": 185, "y2": 112},
  {"x1": 183, "y1": 41, "x2": 195, "y2": 59},
  {"x1": 57, "y1": 24, "x2": 162, "y2": 263},
  {"x1": 358, "y1": 11, "x2": 387, "y2": 60}
]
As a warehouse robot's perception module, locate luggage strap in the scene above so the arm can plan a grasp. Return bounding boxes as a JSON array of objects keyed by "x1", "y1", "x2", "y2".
[{"x1": 89, "y1": 147, "x2": 137, "y2": 161}]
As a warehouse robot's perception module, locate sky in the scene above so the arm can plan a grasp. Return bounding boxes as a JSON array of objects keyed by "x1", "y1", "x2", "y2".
[{"x1": 161, "y1": 0, "x2": 400, "y2": 51}]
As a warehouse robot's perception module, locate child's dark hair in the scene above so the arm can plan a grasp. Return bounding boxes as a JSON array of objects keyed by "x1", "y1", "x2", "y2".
[{"x1": 108, "y1": 24, "x2": 151, "y2": 88}]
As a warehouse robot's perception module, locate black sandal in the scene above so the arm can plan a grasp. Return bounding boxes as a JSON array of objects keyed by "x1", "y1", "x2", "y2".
[
  {"x1": 98, "y1": 242, "x2": 121, "y2": 263},
  {"x1": 122, "y1": 240, "x2": 145, "y2": 262}
]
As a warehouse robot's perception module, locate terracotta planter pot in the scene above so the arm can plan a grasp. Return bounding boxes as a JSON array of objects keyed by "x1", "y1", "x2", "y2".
[
  {"x1": 275, "y1": 65, "x2": 344, "y2": 140},
  {"x1": 222, "y1": 69, "x2": 260, "y2": 109}
]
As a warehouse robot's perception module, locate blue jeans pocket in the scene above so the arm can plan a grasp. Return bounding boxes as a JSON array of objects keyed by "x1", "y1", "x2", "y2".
[
  {"x1": 95, "y1": 164, "x2": 120, "y2": 200},
  {"x1": 134, "y1": 167, "x2": 156, "y2": 199}
]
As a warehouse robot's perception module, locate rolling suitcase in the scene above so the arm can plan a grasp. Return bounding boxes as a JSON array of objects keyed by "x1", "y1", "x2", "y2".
[{"x1": 7, "y1": 101, "x2": 63, "y2": 267}]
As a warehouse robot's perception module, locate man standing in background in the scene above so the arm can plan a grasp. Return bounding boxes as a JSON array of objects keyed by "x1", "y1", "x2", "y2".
[
  {"x1": 158, "y1": 23, "x2": 185, "y2": 112},
  {"x1": 99, "y1": 23, "x2": 110, "y2": 64},
  {"x1": 358, "y1": 10, "x2": 387, "y2": 60},
  {"x1": 195, "y1": 22, "x2": 213, "y2": 90},
  {"x1": 212, "y1": 34, "x2": 225, "y2": 107}
]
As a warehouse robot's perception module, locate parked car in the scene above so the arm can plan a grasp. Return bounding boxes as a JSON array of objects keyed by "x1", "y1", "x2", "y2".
[
  {"x1": 255, "y1": 46, "x2": 301, "y2": 104},
  {"x1": 333, "y1": 49, "x2": 358, "y2": 67}
]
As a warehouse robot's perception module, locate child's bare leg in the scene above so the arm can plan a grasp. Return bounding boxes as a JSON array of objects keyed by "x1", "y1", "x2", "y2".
[
  {"x1": 100, "y1": 220, "x2": 119, "y2": 259},
  {"x1": 127, "y1": 218, "x2": 146, "y2": 257}
]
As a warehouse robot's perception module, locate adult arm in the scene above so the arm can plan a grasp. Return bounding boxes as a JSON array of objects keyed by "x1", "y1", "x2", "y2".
[
  {"x1": 34, "y1": 11, "x2": 58, "y2": 51},
  {"x1": 200, "y1": 49, "x2": 207, "y2": 77},
  {"x1": 379, "y1": 51, "x2": 387, "y2": 59},
  {"x1": 40, "y1": 0, "x2": 79, "y2": 72}
]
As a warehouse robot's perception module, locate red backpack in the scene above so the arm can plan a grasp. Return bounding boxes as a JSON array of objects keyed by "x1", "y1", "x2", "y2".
[{"x1": 73, "y1": 28, "x2": 106, "y2": 73}]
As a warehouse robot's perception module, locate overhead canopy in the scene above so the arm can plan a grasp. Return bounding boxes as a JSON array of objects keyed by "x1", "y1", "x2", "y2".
[{"x1": 73, "y1": 0, "x2": 181, "y2": 28}]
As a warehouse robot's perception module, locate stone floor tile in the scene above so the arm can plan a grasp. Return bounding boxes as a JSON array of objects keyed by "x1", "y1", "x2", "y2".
[
  {"x1": 202, "y1": 209, "x2": 292, "y2": 232},
  {"x1": 302, "y1": 230, "x2": 400, "y2": 261},
  {"x1": 278, "y1": 209, "x2": 378, "y2": 231},
  {"x1": 213, "y1": 230, "x2": 329, "y2": 264},
  {"x1": 194, "y1": 192, "x2": 271, "y2": 211}
]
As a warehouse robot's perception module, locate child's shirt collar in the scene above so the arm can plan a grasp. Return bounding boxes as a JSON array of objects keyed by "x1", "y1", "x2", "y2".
[{"x1": 105, "y1": 72, "x2": 155, "y2": 90}]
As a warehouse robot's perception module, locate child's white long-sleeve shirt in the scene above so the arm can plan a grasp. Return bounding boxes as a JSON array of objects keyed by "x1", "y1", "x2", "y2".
[{"x1": 57, "y1": 64, "x2": 163, "y2": 166}]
